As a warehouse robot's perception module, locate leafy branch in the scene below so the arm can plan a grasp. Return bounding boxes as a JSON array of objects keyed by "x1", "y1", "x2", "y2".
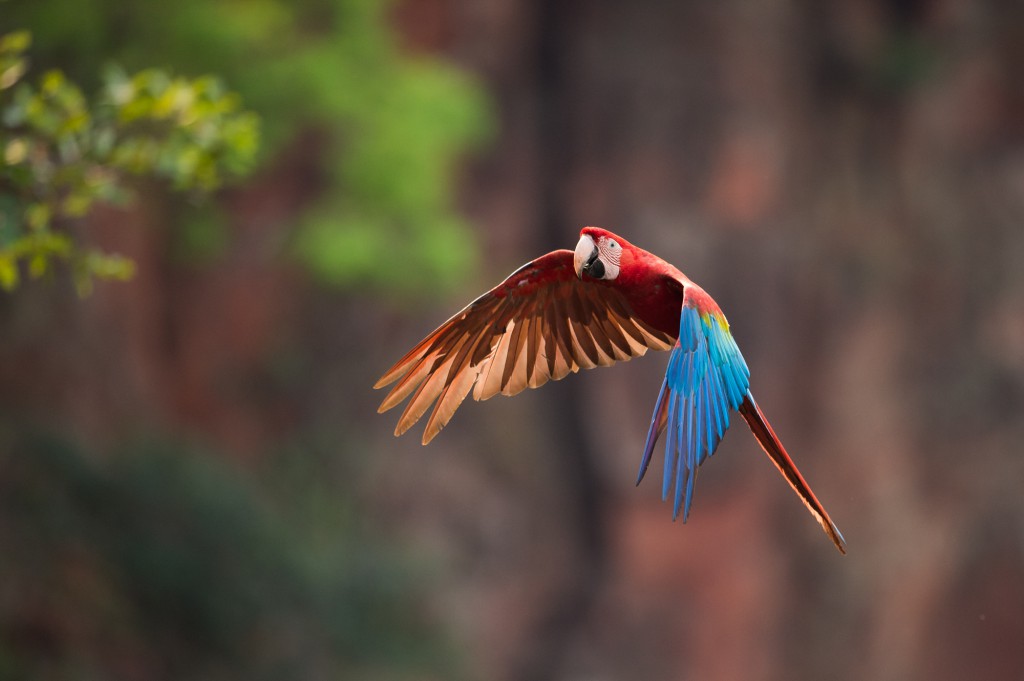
[{"x1": 0, "y1": 30, "x2": 259, "y2": 294}]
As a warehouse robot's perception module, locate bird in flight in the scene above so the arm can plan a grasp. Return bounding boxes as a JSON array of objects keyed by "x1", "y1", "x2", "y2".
[{"x1": 375, "y1": 227, "x2": 846, "y2": 553}]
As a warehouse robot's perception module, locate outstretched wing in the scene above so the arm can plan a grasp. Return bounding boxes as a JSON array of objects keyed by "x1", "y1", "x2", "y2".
[
  {"x1": 635, "y1": 286, "x2": 750, "y2": 522},
  {"x1": 375, "y1": 249, "x2": 674, "y2": 444}
]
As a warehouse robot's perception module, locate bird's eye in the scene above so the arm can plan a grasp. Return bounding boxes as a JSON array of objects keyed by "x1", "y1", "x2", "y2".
[{"x1": 609, "y1": 240, "x2": 619, "y2": 249}]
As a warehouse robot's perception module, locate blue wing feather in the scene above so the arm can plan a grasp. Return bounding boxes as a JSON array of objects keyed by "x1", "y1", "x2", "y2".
[
  {"x1": 636, "y1": 377, "x2": 668, "y2": 485},
  {"x1": 662, "y1": 388, "x2": 679, "y2": 500},
  {"x1": 637, "y1": 295, "x2": 751, "y2": 522}
]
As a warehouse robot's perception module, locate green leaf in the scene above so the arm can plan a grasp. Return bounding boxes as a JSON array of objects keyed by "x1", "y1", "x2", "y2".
[
  {"x1": 61, "y1": 190, "x2": 94, "y2": 217},
  {"x1": 0, "y1": 57, "x2": 26, "y2": 89},
  {"x1": 0, "y1": 31, "x2": 31, "y2": 55},
  {"x1": 28, "y1": 251, "x2": 48, "y2": 278},
  {"x1": 3, "y1": 137, "x2": 28, "y2": 164},
  {"x1": 0, "y1": 254, "x2": 19, "y2": 290},
  {"x1": 87, "y1": 250, "x2": 136, "y2": 280},
  {"x1": 24, "y1": 203, "x2": 51, "y2": 231}
]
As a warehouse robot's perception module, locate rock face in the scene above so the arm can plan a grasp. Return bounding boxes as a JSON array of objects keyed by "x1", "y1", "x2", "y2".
[{"x1": 2, "y1": 2, "x2": 1023, "y2": 680}]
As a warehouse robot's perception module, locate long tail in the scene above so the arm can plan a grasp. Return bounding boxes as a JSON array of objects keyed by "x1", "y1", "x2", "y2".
[{"x1": 738, "y1": 392, "x2": 846, "y2": 554}]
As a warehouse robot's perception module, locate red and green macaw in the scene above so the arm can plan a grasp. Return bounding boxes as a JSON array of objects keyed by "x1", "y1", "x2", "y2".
[{"x1": 376, "y1": 227, "x2": 846, "y2": 553}]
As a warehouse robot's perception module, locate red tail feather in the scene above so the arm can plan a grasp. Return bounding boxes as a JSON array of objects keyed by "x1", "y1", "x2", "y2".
[{"x1": 738, "y1": 394, "x2": 846, "y2": 554}]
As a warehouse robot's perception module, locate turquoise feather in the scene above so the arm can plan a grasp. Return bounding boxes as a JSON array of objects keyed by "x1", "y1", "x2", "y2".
[{"x1": 645, "y1": 304, "x2": 750, "y2": 521}]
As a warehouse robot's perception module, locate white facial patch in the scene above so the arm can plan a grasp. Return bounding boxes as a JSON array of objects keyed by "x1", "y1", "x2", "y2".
[{"x1": 595, "y1": 236, "x2": 622, "y2": 280}]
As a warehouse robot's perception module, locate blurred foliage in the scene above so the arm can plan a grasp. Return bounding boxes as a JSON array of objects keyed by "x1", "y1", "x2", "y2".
[
  {"x1": 0, "y1": 426, "x2": 457, "y2": 681},
  {"x1": 5, "y1": 0, "x2": 493, "y2": 294},
  {"x1": 0, "y1": 4, "x2": 487, "y2": 676},
  {"x1": 0, "y1": 30, "x2": 259, "y2": 295}
]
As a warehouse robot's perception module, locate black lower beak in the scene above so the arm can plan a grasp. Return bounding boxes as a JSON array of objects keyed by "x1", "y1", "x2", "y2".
[{"x1": 583, "y1": 249, "x2": 604, "y2": 279}]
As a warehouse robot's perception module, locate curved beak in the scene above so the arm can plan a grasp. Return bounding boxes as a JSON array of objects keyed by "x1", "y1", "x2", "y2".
[{"x1": 574, "y1": 234, "x2": 598, "y2": 279}]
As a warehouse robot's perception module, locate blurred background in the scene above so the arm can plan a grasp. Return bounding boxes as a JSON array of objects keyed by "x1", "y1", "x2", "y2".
[{"x1": 1, "y1": 0, "x2": 1023, "y2": 679}]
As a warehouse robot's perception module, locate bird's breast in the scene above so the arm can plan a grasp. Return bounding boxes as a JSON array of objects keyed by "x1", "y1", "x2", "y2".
[{"x1": 615, "y1": 271, "x2": 685, "y2": 339}]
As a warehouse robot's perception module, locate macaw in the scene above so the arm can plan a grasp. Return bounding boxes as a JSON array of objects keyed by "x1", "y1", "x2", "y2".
[{"x1": 375, "y1": 227, "x2": 846, "y2": 553}]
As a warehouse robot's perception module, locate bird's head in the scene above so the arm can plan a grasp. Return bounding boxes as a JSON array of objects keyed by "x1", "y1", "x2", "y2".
[{"x1": 574, "y1": 226, "x2": 629, "y2": 281}]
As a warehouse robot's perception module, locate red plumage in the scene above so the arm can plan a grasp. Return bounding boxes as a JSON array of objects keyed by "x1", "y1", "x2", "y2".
[{"x1": 376, "y1": 226, "x2": 846, "y2": 553}]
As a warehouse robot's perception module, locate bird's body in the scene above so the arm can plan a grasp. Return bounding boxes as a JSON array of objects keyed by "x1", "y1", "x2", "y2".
[{"x1": 376, "y1": 227, "x2": 846, "y2": 553}]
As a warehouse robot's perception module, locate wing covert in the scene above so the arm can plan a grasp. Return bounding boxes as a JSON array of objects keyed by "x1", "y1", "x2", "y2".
[{"x1": 375, "y1": 250, "x2": 674, "y2": 444}]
